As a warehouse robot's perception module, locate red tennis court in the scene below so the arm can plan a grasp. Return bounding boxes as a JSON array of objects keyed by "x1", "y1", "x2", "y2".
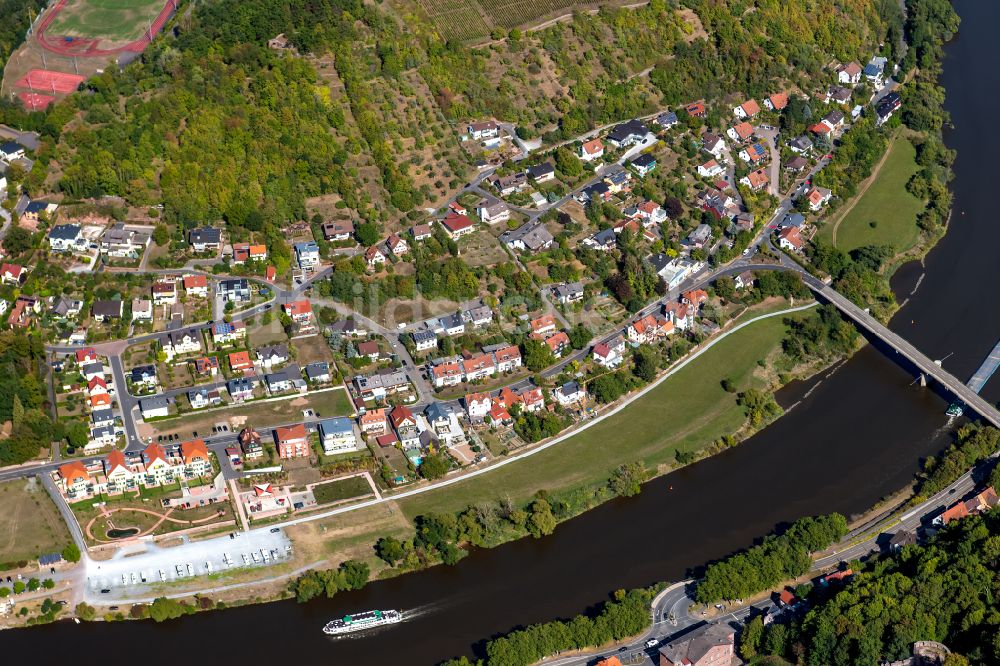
[
  {"x1": 15, "y1": 69, "x2": 85, "y2": 94},
  {"x1": 16, "y1": 92, "x2": 56, "y2": 111}
]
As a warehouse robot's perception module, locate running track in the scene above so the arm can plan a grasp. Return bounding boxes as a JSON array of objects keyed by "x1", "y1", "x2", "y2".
[{"x1": 36, "y1": 0, "x2": 178, "y2": 57}]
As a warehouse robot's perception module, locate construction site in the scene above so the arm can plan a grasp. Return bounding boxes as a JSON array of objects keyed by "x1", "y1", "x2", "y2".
[{"x1": 1, "y1": 0, "x2": 180, "y2": 110}]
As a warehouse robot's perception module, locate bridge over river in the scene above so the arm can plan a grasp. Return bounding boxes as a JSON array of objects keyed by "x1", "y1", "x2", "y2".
[{"x1": 803, "y1": 275, "x2": 1000, "y2": 428}]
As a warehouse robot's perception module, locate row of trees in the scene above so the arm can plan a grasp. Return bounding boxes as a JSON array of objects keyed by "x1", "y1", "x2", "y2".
[{"x1": 694, "y1": 513, "x2": 848, "y2": 603}]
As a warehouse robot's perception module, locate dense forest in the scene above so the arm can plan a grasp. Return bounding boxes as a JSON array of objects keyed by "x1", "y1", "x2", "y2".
[{"x1": 749, "y1": 509, "x2": 1000, "y2": 665}]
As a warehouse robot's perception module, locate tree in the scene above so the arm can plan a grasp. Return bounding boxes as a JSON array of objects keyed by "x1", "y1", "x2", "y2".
[
  {"x1": 608, "y1": 462, "x2": 649, "y2": 497},
  {"x1": 527, "y1": 498, "x2": 556, "y2": 538},
  {"x1": 152, "y1": 224, "x2": 170, "y2": 246},
  {"x1": 375, "y1": 536, "x2": 405, "y2": 565},
  {"x1": 523, "y1": 338, "x2": 555, "y2": 372},
  {"x1": 739, "y1": 616, "x2": 764, "y2": 660},
  {"x1": 420, "y1": 452, "x2": 450, "y2": 480},
  {"x1": 356, "y1": 222, "x2": 380, "y2": 247},
  {"x1": 3, "y1": 227, "x2": 32, "y2": 256},
  {"x1": 339, "y1": 560, "x2": 370, "y2": 590}
]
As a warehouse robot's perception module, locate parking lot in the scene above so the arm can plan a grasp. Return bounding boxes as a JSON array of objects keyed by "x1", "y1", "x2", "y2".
[{"x1": 85, "y1": 528, "x2": 292, "y2": 599}]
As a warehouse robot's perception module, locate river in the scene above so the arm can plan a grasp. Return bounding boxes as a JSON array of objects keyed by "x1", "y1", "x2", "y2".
[{"x1": 2, "y1": 1, "x2": 995, "y2": 662}]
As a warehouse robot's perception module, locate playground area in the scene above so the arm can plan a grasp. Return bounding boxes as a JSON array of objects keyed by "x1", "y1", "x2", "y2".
[{"x1": 0, "y1": 0, "x2": 180, "y2": 108}]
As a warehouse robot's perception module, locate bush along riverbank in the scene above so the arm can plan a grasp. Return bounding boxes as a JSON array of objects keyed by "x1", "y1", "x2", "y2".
[{"x1": 806, "y1": 0, "x2": 959, "y2": 322}]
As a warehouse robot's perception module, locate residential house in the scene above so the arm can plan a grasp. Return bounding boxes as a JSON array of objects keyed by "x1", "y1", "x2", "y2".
[
  {"x1": 274, "y1": 424, "x2": 309, "y2": 458},
  {"x1": 100, "y1": 223, "x2": 150, "y2": 258},
  {"x1": 0, "y1": 263, "x2": 26, "y2": 285},
  {"x1": 212, "y1": 320, "x2": 246, "y2": 346},
  {"x1": 607, "y1": 119, "x2": 649, "y2": 148},
  {"x1": 697, "y1": 159, "x2": 724, "y2": 179},
  {"x1": 239, "y1": 428, "x2": 263, "y2": 459},
  {"x1": 51, "y1": 296, "x2": 82, "y2": 319},
  {"x1": 778, "y1": 226, "x2": 804, "y2": 251},
  {"x1": 130, "y1": 364, "x2": 157, "y2": 387},
  {"x1": 462, "y1": 353, "x2": 496, "y2": 382},
  {"x1": 657, "y1": 623, "x2": 735, "y2": 666},
  {"x1": 735, "y1": 271, "x2": 755, "y2": 290},
  {"x1": 805, "y1": 185, "x2": 833, "y2": 211},
  {"x1": 593, "y1": 335, "x2": 626, "y2": 368},
  {"x1": 228, "y1": 351, "x2": 253, "y2": 373},
  {"x1": 359, "y1": 408, "x2": 388, "y2": 435},
  {"x1": 319, "y1": 418, "x2": 360, "y2": 454},
  {"x1": 0, "y1": 141, "x2": 26, "y2": 161},
  {"x1": 152, "y1": 280, "x2": 177, "y2": 305},
  {"x1": 467, "y1": 120, "x2": 498, "y2": 140},
  {"x1": 526, "y1": 162, "x2": 555, "y2": 183},
  {"x1": 386, "y1": 233, "x2": 409, "y2": 257},
  {"x1": 410, "y1": 223, "x2": 434, "y2": 241},
  {"x1": 655, "y1": 111, "x2": 678, "y2": 128},
  {"x1": 411, "y1": 329, "x2": 438, "y2": 352},
  {"x1": 218, "y1": 278, "x2": 250, "y2": 303},
  {"x1": 192, "y1": 356, "x2": 219, "y2": 376},
  {"x1": 738, "y1": 142, "x2": 768, "y2": 164},
  {"x1": 492, "y1": 172, "x2": 527, "y2": 196},
  {"x1": 139, "y1": 396, "x2": 169, "y2": 419},
  {"x1": 92, "y1": 299, "x2": 123, "y2": 322},
  {"x1": 478, "y1": 199, "x2": 510, "y2": 225},
  {"x1": 303, "y1": 361, "x2": 331, "y2": 384},
  {"x1": 740, "y1": 168, "x2": 769, "y2": 191},
  {"x1": 365, "y1": 244, "x2": 387, "y2": 269},
  {"x1": 294, "y1": 241, "x2": 320, "y2": 270},
  {"x1": 227, "y1": 377, "x2": 255, "y2": 402},
  {"x1": 492, "y1": 345, "x2": 522, "y2": 373},
  {"x1": 182, "y1": 275, "x2": 209, "y2": 297},
  {"x1": 464, "y1": 392, "x2": 492, "y2": 420},
  {"x1": 161, "y1": 330, "x2": 201, "y2": 360},
  {"x1": 322, "y1": 220, "x2": 354, "y2": 242},
  {"x1": 357, "y1": 340, "x2": 380, "y2": 362},
  {"x1": 283, "y1": 299, "x2": 313, "y2": 324},
  {"x1": 431, "y1": 361, "x2": 464, "y2": 388},
  {"x1": 47, "y1": 223, "x2": 84, "y2": 252},
  {"x1": 733, "y1": 99, "x2": 761, "y2": 119},
  {"x1": 232, "y1": 243, "x2": 267, "y2": 264},
  {"x1": 440, "y1": 212, "x2": 475, "y2": 239},
  {"x1": 837, "y1": 61, "x2": 863, "y2": 85},
  {"x1": 188, "y1": 227, "x2": 222, "y2": 252},
  {"x1": 187, "y1": 387, "x2": 222, "y2": 409},
  {"x1": 554, "y1": 381, "x2": 585, "y2": 407},
  {"x1": 784, "y1": 156, "x2": 809, "y2": 173},
  {"x1": 726, "y1": 122, "x2": 755, "y2": 143},
  {"x1": 500, "y1": 221, "x2": 553, "y2": 253},
  {"x1": 764, "y1": 92, "x2": 789, "y2": 111},
  {"x1": 461, "y1": 304, "x2": 494, "y2": 329},
  {"x1": 579, "y1": 138, "x2": 604, "y2": 162},
  {"x1": 788, "y1": 135, "x2": 814, "y2": 154},
  {"x1": 553, "y1": 282, "x2": 584, "y2": 305},
  {"x1": 630, "y1": 153, "x2": 657, "y2": 177},
  {"x1": 702, "y1": 132, "x2": 726, "y2": 158},
  {"x1": 544, "y1": 331, "x2": 570, "y2": 357}
]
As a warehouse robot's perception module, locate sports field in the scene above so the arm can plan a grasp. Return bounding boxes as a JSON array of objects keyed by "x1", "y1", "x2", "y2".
[
  {"x1": 46, "y1": 0, "x2": 167, "y2": 44},
  {"x1": 824, "y1": 138, "x2": 925, "y2": 254}
]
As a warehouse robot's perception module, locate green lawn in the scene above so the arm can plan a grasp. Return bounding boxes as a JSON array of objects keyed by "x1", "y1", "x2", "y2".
[
  {"x1": 47, "y1": 0, "x2": 167, "y2": 43},
  {"x1": 0, "y1": 479, "x2": 72, "y2": 565},
  {"x1": 312, "y1": 476, "x2": 374, "y2": 505},
  {"x1": 397, "y1": 308, "x2": 811, "y2": 519},
  {"x1": 826, "y1": 138, "x2": 925, "y2": 254}
]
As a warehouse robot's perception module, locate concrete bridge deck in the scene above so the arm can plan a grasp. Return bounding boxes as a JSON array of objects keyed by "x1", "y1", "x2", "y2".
[{"x1": 804, "y1": 276, "x2": 1000, "y2": 428}]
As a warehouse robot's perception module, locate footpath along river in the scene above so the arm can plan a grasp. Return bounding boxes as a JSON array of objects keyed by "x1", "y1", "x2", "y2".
[{"x1": 2, "y1": 1, "x2": 997, "y2": 662}]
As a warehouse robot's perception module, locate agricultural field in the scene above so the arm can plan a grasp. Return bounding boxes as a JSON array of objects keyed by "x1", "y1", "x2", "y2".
[
  {"x1": 0, "y1": 479, "x2": 72, "y2": 565},
  {"x1": 46, "y1": 0, "x2": 168, "y2": 44}
]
